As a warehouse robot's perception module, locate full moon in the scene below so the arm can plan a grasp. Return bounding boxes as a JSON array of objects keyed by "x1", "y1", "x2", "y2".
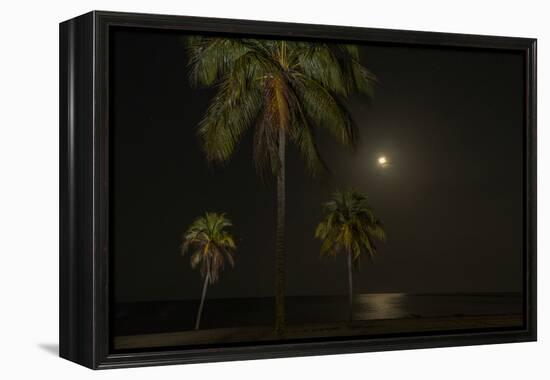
[{"x1": 378, "y1": 156, "x2": 388, "y2": 167}]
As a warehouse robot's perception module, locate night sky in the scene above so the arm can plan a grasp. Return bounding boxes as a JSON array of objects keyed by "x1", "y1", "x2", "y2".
[{"x1": 111, "y1": 28, "x2": 524, "y2": 303}]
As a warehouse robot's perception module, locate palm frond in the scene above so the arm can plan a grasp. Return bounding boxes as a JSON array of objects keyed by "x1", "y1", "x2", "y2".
[
  {"x1": 296, "y1": 43, "x2": 349, "y2": 96},
  {"x1": 198, "y1": 78, "x2": 263, "y2": 163},
  {"x1": 187, "y1": 37, "x2": 252, "y2": 86},
  {"x1": 287, "y1": 89, "x2": 329, "y2": 176},
  {"x1": 290, "y1": 73, "x2": 357, "y2": 148}
]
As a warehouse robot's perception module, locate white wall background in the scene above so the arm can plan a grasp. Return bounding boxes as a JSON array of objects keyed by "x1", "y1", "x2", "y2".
[{"x1": 0, "y1": 0, "x2": 547, "y2": 378}]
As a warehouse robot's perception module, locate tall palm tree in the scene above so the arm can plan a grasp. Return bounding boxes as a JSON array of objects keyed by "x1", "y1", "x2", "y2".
[
  {"x1": 186, "y1": 37, "x2": 374, "y2": 334},
  {"x1": 315, "y1": 190, "x2": 386, "y2": 321},
  {"x1": 181, "y1": 212, "x2": 237, "y2": 330}
]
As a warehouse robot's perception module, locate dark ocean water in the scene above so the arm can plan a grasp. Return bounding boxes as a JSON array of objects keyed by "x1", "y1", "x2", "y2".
[{"x1": 114, "y1": 293, "x2": 522, "y2": 336}]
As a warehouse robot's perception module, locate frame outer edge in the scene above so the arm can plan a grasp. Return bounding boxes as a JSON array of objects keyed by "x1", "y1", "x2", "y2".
[
  {"x1": 59, "y1": 17, "x2": 71, "y2": 362},
  {"x1": 527, "y1": 39, "x2": 537, "y2": 341},
  {"x1": 59, "y1": 11, "x2": 97, "y2": 369},
  {"x1": 57, "y1": 10, "x2": 538, "y2": 369}
]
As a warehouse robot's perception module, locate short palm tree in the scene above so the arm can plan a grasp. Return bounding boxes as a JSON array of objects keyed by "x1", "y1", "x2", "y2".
[
  {"x1": 181, "y1": 212, "x2": 237, "y2": 330},
  {"x1": 315, "y1": 190, "x2": 386, "y2": 321},
  {"x1": 187, "y1": 37, "x2": 374, "y2": 334}
]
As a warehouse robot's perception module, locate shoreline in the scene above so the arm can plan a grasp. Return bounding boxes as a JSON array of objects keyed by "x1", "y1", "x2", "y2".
[{"x1": 115, "y1": 313, "x2": 523, "y2": 350}]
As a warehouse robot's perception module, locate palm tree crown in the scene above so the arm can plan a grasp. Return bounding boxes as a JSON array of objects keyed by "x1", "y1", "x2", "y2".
[
  {"x1": 181, "y1": 212, "x2": 236, "y2": 283},
  {"x1": 315, "y1": 190, "x2": 386, "y2": 265},
  {"x1": 186, "y1": 37, "x2": 374, "y2": 176}
]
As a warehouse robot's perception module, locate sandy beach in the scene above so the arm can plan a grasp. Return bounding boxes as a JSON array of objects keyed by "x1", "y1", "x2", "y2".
[{"x1": 114, "y1": 314, "x2": 523, "y2": 350}]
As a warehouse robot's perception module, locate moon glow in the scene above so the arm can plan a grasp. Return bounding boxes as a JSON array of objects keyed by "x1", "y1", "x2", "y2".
[{"x1": 378, "y1": 156, "x2": 389, "y2": 167}]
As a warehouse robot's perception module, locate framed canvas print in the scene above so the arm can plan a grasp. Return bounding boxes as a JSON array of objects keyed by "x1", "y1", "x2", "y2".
[{"x1": 59, "y1": 11, "x2": 536, "y2": 369}]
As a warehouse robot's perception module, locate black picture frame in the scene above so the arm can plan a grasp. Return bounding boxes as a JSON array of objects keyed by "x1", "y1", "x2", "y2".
[{"x1": 59, "y1": 10, "x2": 537, "y2": 369}]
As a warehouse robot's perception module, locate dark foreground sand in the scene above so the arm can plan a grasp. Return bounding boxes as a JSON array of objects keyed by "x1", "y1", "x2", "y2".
[{"x1": 114, "y1": 314, "x2": 522, "y2": 350}]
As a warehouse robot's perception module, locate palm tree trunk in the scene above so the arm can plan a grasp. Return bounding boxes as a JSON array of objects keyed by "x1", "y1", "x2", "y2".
[
  {"x1": 347, "y1": 251, "x2": 354, "y2": 322},
  {"x1": 275, "y1": 125, "x2": 286, "y2": 336},
  {"x1": 195, "y1": 273, "x2": 210, "y2": 330}
]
